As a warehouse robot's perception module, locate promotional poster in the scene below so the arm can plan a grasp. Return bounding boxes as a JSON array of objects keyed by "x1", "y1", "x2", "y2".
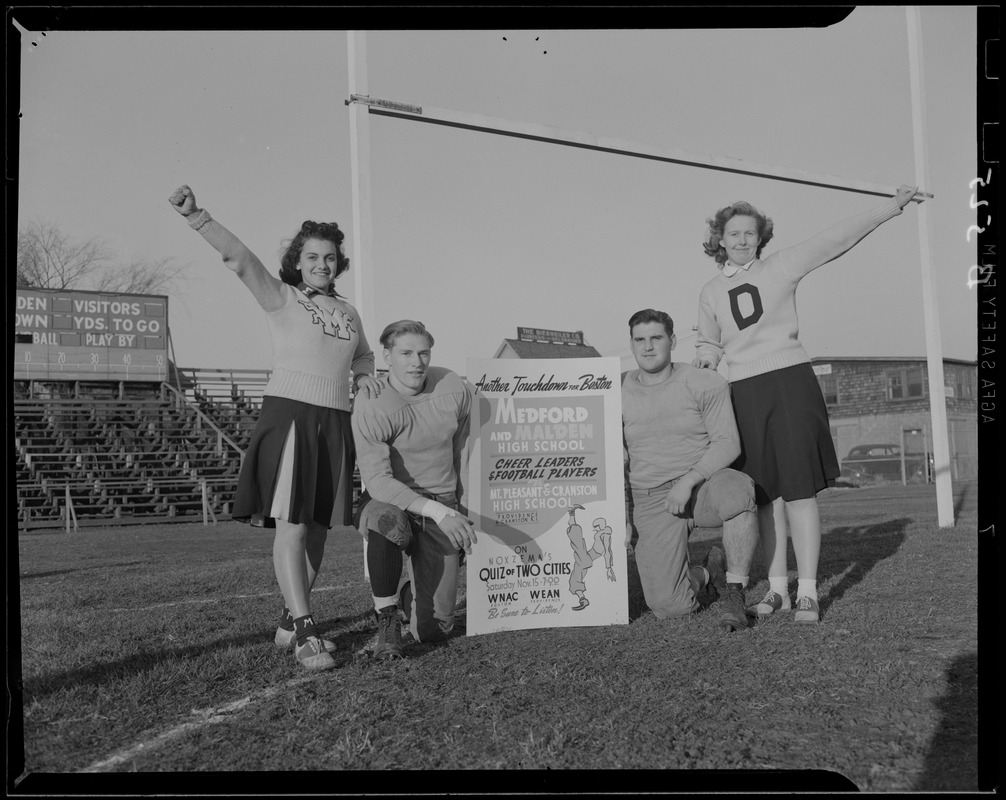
[{"x1": 466, "y1": 357, "x2": 629, "y2": 635}]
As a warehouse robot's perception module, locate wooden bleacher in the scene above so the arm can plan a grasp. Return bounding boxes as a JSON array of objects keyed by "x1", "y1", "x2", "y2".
[
  {"x1": 15, "y1": 368, "x2": 365, "y2": 531},
  {"x1": 14, "y1": 375, "x2": 258, "y2": 530}
]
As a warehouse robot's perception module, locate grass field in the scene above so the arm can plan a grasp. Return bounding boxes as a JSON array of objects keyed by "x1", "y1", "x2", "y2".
[{"x1": 10, "y1": 481, "x2": 987, "y2": 793}]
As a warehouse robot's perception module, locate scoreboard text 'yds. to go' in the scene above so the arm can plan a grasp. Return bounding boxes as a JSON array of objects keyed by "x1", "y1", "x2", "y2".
[{"x1": 14, "y1": 288, "x2": 169, "y2": 382}]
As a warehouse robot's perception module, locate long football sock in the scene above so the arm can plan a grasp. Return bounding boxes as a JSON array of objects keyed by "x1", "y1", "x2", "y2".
[{"x1": 367, "y1": 531, "x2": 404, "y2": 598}]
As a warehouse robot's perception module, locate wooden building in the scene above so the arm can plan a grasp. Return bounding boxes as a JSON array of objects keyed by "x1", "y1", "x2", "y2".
[{"x1": 812, "y1": 356, "x2": 977, "y2": 480}]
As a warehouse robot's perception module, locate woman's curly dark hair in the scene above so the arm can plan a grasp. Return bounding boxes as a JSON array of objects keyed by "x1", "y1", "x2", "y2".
[
  {"x1": 702, "y1": 201, "x2": 774, "y2": 267},
  {"x1": 278, "y1": 221, "x2": 350, "y2": 287}
]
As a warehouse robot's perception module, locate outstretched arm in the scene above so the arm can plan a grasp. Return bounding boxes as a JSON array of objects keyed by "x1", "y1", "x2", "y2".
[
  {"x1": 777, "y1": 184, "x2": 918, "y2": 279},
  {"x1": 169, "y1": 185, "x2": 284, "y2": 311}
]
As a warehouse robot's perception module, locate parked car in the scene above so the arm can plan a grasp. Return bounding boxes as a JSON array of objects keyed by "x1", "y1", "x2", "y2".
[{"x1": 839, "y1": 443, "x2": 933, "y2": 486}]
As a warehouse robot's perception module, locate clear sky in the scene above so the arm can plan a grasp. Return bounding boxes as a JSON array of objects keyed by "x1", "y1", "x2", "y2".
[{"x1": 15, "y1": 8, "x2": 979, "y2": 379}]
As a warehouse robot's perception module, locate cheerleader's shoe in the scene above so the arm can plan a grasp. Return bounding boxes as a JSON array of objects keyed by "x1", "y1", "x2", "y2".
[
  {"x1": 745, "y1": 590, "x2": 791, "y2": 619},
  {"x1": 794, "y1": 596, "x2": 820, "y2": 624},
  {"x1": 275, "y1": 626, "x2": 336, "y2": 652},
  {"x1": 295, "y1": 635, "x2": 339, "y2": 671}
]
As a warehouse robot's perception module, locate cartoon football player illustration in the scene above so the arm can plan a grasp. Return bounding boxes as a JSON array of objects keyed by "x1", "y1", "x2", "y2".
[{"x1": 566, "y1": 504, "x2": 614, "y2": 611}]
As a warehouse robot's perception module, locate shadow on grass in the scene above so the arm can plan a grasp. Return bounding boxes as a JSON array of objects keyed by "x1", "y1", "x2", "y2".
[
  {"x1": 22, "y1": 608, "x2": 380, "y2": 698},
  {"x1": 817, "y1": 517, "x2": 910, "y2": 615},
  {"x1": 952, "y1": 482, "x2": 973, "y2": 520},
  {"x1": 25, "y1": 595, "x2": 479, "y2": 695},
  {"x1": 18, "y1": 568, "x2": 79, "y2": 581},
  {"x1": 913, "y1": 651, "x2": 978, "y2": 791},
  {"x1": 626, "y1": 515, "x2": 912, "y2": 623},
  {"x1": 19, "y1": 561, "x2": 150, "y2": 581}
]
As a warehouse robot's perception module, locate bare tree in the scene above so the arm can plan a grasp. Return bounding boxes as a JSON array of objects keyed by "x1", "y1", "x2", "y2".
[
  {"x1": 17, "y1": 217, "x2": 186, "y2": 295},
  {"x1": 16, "y1": 260, "x2": 32, "y2": 287},
  {"x1": 17, "y1": 218, "x2": 112, "y2": 289},
  {"x1": 91, "y1": 257, "x2": 186, "y2": 295}
]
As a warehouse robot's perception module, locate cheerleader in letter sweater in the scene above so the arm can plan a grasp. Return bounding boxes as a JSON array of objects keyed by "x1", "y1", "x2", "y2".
[{"x1": 692, "y1": 184, "x2": 918, "y2": 624}]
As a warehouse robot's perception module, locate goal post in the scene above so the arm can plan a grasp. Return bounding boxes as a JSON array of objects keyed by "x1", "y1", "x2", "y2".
[{"x1": 346, "y1": 14, "x2": 955, "y2": 527}]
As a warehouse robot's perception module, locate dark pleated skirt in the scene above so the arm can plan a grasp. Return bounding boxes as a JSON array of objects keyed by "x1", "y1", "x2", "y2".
[
  {"x1": 729, "y1": 363, "x2": 839, "y2": 505},
  {"x1": 232, "y1": 396, "x2": 355, "y2": 529}
]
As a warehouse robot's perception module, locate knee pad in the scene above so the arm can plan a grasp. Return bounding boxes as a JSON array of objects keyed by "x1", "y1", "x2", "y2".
[
  {"x1": 358, "y1": 500, "x2": 412, "y2": 550},
  {"x1": 713, "y1": 470, "x2": 757, "y2": 520}
]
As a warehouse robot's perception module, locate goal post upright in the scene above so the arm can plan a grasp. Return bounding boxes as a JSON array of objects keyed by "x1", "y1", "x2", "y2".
[
  {"x1": 347, "y1": 30, "x2": 377, "y2": 352},
  {"x1": 907, "y1": 5, "x2": 954, "y2": 527}
]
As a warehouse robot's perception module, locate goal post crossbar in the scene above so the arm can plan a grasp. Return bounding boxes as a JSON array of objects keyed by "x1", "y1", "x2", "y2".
[{"x1": 347, "y1": 94, "x2": 933, "y2": 202}]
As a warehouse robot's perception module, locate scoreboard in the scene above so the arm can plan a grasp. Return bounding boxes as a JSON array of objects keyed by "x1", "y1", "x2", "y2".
[{"x1": 14, "y1": 288, "x2": 169, "y2": 382}]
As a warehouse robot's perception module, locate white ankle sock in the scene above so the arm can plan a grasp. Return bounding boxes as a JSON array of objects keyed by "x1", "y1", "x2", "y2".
[
  {"x1": 725, "y1": 572, "x2": 748, "y2": 588},
  {"x1": 768, "y1": 576, "x2": 788, "y2": 596},
  {"x1": 797, "y1": 579, "x2": 818, "y2": 601}
]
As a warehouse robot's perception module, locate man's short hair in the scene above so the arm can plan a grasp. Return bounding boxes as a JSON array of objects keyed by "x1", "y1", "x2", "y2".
[
  {"x1": 379, "y1": 320, "x2": 435, "y2": 350},
  {"x1": 628, "y1": 309, "x2": 674, "y2": 339}
]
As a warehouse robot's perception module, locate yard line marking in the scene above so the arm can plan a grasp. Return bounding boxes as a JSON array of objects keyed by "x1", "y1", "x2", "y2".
[
  {"x1": 79, "y1": 675, "x2": 318, "y2": 773},
  {"x1": 107, "y1": 583, "x2": 359, "y2": 613}
]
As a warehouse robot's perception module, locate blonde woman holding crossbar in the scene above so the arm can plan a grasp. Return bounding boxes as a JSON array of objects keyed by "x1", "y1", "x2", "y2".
[{"x1": 694, "y1": 184, "x2": 918, "y2": 624}]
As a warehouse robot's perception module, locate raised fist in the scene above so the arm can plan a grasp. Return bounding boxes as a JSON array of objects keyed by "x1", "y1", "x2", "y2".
[{"x1": 169, "y1": 185, "x2": 198, "y2": 217}]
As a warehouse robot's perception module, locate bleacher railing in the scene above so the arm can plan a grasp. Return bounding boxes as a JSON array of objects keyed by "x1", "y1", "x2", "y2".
[
  {"x1": 174, "y1": 367, "x2": 271, "y2": 407},
  {"x1": 161, "y1": 383, "x2": 246, "y2": 458}
]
